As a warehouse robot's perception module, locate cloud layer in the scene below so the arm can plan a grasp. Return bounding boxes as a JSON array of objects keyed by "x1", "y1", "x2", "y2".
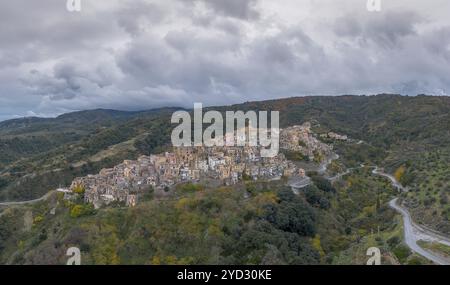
[{"x1": 1, "y1": 0, "x2": 450, "y2": 120}]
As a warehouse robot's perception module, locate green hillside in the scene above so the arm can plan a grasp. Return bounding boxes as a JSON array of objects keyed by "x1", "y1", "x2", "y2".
[
  {"x1": 0, "y1": 108, "x2": 177, "y2": 200},
  {"x1": 0, "y1": 94, "x2": 449, "y2": 238},
  {"x1": 0, "y1": 169, "x2": 409, "y2": 265}
]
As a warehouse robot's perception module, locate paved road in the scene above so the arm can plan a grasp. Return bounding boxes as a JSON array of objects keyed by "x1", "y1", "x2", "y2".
[
  {"x1": 370, "y1": 168, "x2": 450, "y2": 264},
  {"x1": 327, "y1": 168, "x2": 353, "y2": 182},
  {"x1": 329, "y1": 163, "x2": 450, "y2": 264},
  {"x1": 289, "y1": 153, "x2": 338, "y2": 191},
  {"x1": 289, "y1": 176, "x2": 311, "y2": 190},
  {"x1": 372, "y1": 167, "x2": 407, "y2": 192},
  {"x1": 317, "y1": 153, "x2": 339, "y2": 174},
  {"x1": 284, "y1": 150, "x2": 450, "y2": 265},
  {"x1": 389, "y1": 198, "x2": 450, "y2": 265},
  {"x1": 0, "y1": 191, "x2": 53, "y2": 206}
]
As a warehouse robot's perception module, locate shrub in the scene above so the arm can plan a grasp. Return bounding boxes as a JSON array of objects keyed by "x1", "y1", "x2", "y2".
[
  {"x1": 141, "y1": 187, "x2": 155, "y2": 202},
  {"x1": 407, "y1": 257, "x2": 424, "y2": 265},
  {"x1": 282, "y1": 150, "x2": 309, "y2": 161},
  {"x1": 387, "y1": 236, "x2": 400, "y2": 248},
  {"x1": 393, "y1": 245, "x2": 411, "y2": 263},
  {"x1": 33, "y1": 215, "x2": 44, "y2": 225},
  {"x1": 304, "y1": 185, "x2": 330, "y2": 209},
  {"x1": 311, "y1": 176, "x2": 336, "y2": 193},
  {"x1": 179, "y1": 183, "x2": 203, "y2": 192},
  {"x1": 72, "y1": 185, "x2": 85, "y2": 195},
  {"x1": 70, "y1": 204, "x2": 95, "y2": 218}
]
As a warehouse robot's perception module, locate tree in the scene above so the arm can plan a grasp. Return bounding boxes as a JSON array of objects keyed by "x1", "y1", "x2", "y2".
[
  {"x1": 311, "y1": 176, "x2": 335, "y2": 193},
  {"x1": 73, "y1": 184, "x2": 85, "y2": 195},
  {"x1": 70, "y1": 204, "x2": 95, "y2": 218},
  {"x1": 272, "y1": 201, "x2": 316, "y2": 236},
  {"x1": 305, "y1": 185, "x2": 330, "y2": 209}
]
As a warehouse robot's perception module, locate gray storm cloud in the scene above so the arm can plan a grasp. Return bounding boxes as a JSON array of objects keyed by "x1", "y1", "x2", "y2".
[{"x1": 0, "y1": 0, "x2": 450, "y2": 121}]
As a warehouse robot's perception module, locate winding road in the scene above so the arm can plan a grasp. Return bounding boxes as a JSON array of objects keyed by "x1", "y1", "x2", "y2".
[
  {"x1": 388, "y1": 198, "x2": 450, "y2": 265},
  {"x1": 0, "y1": 191, "x2": 53, "y2": 207},
  {"x1": 371, "y1": 168, "x2": 450, "y2": 264},
  {"x1": 289, "y1": 176, "x2": 312, "y2": 191},
  {"x1": 288, "y1": 153, "x2": 339, "y2": 190},
  {"x1": 304, "y1": 154, "x2": 450, "y2": 265},
  {"x1": 317, "y1": 153, "x2": 339, "y2": 174},
  {"x1": 372, "y1": 167, "x2": 407, "y2": 192}
]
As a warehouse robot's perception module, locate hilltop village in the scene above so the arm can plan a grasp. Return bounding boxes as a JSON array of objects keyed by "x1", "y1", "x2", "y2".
[{"x1": 67, "y1": 123, "x2": 333, "y2": 208}]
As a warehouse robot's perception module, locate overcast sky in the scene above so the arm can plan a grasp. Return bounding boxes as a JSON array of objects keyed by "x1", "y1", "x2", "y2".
[{"x1": 1, "y1": 0, "x2": 450, "y2": 121}]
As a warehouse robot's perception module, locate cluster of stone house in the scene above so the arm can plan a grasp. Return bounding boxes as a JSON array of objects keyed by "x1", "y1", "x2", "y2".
[
  {"x1": 280, "y1": 122, "x2": 332, "y2": 160},
  {"x1": 68, "y1": 123, "x2": 332, "y2": 208},
  {"x1": 320, "y1": 131, "x2": 349, "y2": 141}
]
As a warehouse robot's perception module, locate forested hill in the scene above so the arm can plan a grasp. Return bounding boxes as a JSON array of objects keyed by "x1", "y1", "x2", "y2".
[
  {"x1": 0, "y1": 108, "x2": 178, "y2": 200},
  {"x1": 0, "y1": 94, "x2": 449, "y2": 201},
  {"x1": 226, "y1": 94, "x2": 450, "y2": 149}
]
